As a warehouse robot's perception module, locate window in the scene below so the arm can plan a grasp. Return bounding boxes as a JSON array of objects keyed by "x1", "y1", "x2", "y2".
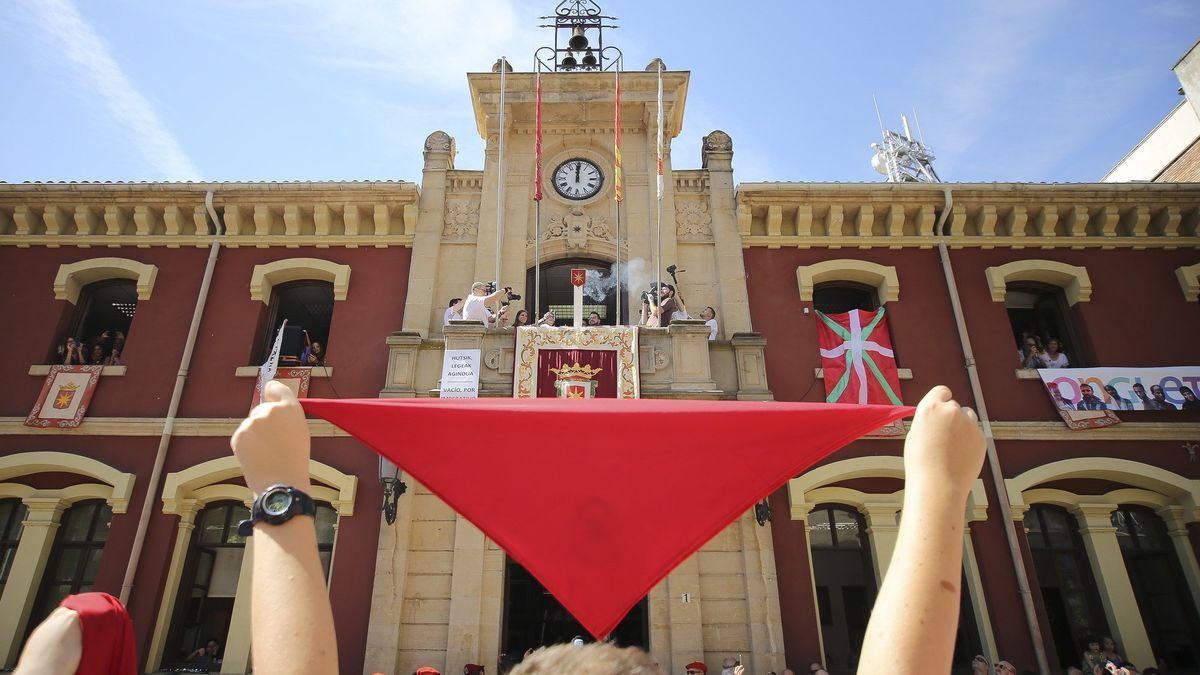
[
  {"x1": 812, "y1": 281, "x2": 879, "y2": 315},
  {"x1": 1024, "y1": 505, "x2": 1109, "y2": 671},
  {"x1": 165, "y1": 501, "x2": 249, "y2": 668},
  {"x1": 808, "y1": 505, "x2": 875, "y2": 671},
  {"x1": 53, "y1": 279, "x2": 137, "y2": 365},
  {"x1": 28, "y1": 500, "x2": 111, "y2": 633},
  {"x1": 258, "y1": 280, "x2": 334, "y2": 365},
  {"x1": 1005, "y1": 282, "x2": 1086, "y2": 367},
  {"x1": 0, "y1": 499, "x2": 26, "y2": 596}
]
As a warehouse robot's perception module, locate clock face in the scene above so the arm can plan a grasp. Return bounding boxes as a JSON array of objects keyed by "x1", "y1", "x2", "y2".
[{"x1": 552, "y1": 159, "x2": 604, "y2": 200}]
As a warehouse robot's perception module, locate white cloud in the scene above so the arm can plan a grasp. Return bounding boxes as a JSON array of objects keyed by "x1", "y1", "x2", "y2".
[{"x1": 17, "y1": 0, "x2": 202, "y2": 179}]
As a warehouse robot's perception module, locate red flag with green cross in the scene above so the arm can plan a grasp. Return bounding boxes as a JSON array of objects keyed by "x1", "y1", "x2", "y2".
[{"x1": 816, "y1": 307, "x2": 903, "y2": 405}]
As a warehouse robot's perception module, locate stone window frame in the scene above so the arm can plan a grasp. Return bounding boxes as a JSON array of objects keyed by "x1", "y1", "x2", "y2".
[
  {"x1": 795, "y1": 259, "x2": 899, "y2": 305},
  {"x1": 145, "y1": 455, "x2": 356, "y2": 673},
  {"x1": 53, "y1": 257, "x2": 158, "y2": 305},
  {"x1": 984, "y1": 259, "x2": 1092, "y2": 306},
  {"x1": 249, "y1": 257, "x2": 351, "y2": 305}
]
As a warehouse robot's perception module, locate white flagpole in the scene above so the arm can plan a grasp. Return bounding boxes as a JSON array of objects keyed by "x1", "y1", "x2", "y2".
[
  {"x1": 655, "y1": 61, "x2": 664, "y2": 308},
  {"x1": 259, "y1": 319, "x2": 287, "y2": 403},
  {"x1": 496, "y1": 56, "x2": 507, "y2": 291}
]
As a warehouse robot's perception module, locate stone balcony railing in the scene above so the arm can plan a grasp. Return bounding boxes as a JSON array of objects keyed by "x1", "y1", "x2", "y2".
[{"x1": 381, "y1": 321, "x2": 772, "y2": 400}]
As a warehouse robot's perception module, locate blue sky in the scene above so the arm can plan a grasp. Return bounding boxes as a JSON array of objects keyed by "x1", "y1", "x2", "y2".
[{"x1": 1, "y1": 0, "x2": 1196, "y2": 184}]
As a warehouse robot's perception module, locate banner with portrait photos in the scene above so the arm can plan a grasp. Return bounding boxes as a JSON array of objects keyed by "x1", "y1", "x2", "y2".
[
  {"x1": 25, "y1": 365, "x2": 104, "y2": 429},
  {"x1": 1037, "y1": 367, "x2": 1200, "y2": 429}
]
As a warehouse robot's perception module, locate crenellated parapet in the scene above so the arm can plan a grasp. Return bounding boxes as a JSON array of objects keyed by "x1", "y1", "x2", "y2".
[
  {"x1": 736, "y1": 182, "x2": 1200, "y2": 249},
  {"x1": 0, "y1": 181, "x2": 420, "y2": 248}
]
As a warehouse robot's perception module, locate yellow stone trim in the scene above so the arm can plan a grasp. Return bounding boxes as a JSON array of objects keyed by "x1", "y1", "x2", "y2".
[
  {"x1": 0, "y1": 451, "x2": 134, "y2": 513},
  {"x1": 249, "y1": 257, "x2": 351, "y2": 305},
  {"x1": 742, "y1": 235, "x2": 1200, "y2": 250},
  {"x1": 161, "y1": 455, "x2": 356, "y2": 517},
  {"x1": 53, "y1": 257, "x2": 157, "y2": 304},
  {"x1": 28, "y1": 364, "x2": 126, "y2": 377},
  {"x1": 1005, "y1": 457, "x2": 1200, "y2": 511},
  {"x1": 796, "y1": 259, "x2": 899, "y2": 303},
  {"x1": 2, "y1": 235, "x2": 414, "y2": 249},
  {"x1": 1177, "y1": 263, "x2": 1200, "y2": 302},
  {"x1": 984, "y1": 259, "x2": 1092, "y2": 305}
]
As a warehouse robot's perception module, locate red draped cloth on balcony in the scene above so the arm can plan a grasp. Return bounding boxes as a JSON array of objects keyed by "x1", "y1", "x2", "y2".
[
  {"x1": 300, "y1": 397, "x2": 912, "y2": 640},
  {"x1": 537, "y1": 349, "x2": 617, "y2": 398}
]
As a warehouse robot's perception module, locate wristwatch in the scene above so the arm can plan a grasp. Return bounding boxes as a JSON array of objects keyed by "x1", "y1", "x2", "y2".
[{"x1": 237, "y1": 484, "x2": 316, "y2": 536}]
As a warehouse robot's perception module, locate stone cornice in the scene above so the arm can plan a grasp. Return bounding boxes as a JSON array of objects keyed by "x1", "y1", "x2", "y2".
[{"x1": 736, "y1": 182, "x2": 1200, "y2": 249}]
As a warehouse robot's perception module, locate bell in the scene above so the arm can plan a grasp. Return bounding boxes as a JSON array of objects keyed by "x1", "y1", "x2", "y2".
[
  {"x1": 560, "y1": 52, "x2": 578, "y2": 69},
  {"x1": 568, "y1": 26, "x2": 588, "y2": 51},
  {"x1": 581, "y1": 49, "x2": 597, "y2": 67}
]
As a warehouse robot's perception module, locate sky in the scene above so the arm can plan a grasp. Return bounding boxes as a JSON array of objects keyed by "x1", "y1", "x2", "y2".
[{"x1": 1, "y1": 0, "x2": 1197, "y2": 185}]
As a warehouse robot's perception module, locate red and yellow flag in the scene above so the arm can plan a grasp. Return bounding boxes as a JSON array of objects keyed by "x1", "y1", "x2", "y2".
[{"x1": 614, "y1": 69, "x2": 623, "y2": 203}]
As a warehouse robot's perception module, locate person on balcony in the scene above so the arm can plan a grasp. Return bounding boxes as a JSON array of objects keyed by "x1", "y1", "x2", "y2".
[{"x1": 1037, "y1": 338, "x2": 1069, "y2": 368}]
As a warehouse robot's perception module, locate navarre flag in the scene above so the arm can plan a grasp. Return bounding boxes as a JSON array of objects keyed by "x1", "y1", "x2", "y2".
[
  {"x1": 613, "y1": 69, "x2": 623, "y2": 203},
  {"x1": 816, "y1": 307, "x2": 903, "y2": 405},
  {"x1": 534, "y1": 66, "x2": 544, "y2": 202}
]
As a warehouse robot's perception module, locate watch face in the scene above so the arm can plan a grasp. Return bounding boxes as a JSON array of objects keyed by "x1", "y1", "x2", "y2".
[
  {"x1": 263, "y1": 489, "x2": 293, "y2": 516},
  {"x1": 552, "y1": 159, "x2": 603, "y2": 200}
]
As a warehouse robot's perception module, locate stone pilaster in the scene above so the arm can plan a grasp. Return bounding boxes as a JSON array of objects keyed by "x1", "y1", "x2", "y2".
[
  {"x1": 862, "y1": 504, "x2": 901, "y2": 585},
  {"x1": 402, "y1": 131, "x2": 455, "y2": 337},
  {"x1": 730, "y1": 333, "x2": 772, "y2": 400},
  {"x1": 381, "y1": 331, "x2": 425, "y2": 398},
  {"x1": 702, "y1": 131, "x2": 753, "y2": 334},
  {"x1": 0, "y1": 497, "x2": 65, "y2": 667},
  {"x1": 221, "y1": 540, "x2": 255, "y2": 674},
  {"x1": 668, "y1": 320, "x2": 719, "y2": 396},
  {"x1": 1155, "y1": 505, "x2": 1200, "y2": 613}
]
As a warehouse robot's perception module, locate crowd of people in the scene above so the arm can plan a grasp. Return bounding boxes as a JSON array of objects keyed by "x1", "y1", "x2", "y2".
[
  {"x1": 1017, "y1": 332, "x2": 1070, "y2": 369},
  {"x1": 60, "y1": 330, "x2": 125, "y2": 366},
  {"x1": 965, "y1": 635, "x2": 1164, "y2": 675},
  {"x1": 444, "y1": 280, "x2": 719, "y2": 341}
]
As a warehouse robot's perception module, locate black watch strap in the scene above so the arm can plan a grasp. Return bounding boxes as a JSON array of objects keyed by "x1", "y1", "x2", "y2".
[{"x1": 237, "y1": 484, "x2": 316, "y2": 537}]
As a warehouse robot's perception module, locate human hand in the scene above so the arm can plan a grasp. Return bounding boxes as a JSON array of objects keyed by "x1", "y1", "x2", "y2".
[
  {"x1": 231, "y1": 381, "x2": 311, "y2": 495},
  {"x1": 733, "y1": 666, "x2": 745, "y2": 675},
  {"x1": 903, "y1": 386, "x2": 985, "y2": 499}
]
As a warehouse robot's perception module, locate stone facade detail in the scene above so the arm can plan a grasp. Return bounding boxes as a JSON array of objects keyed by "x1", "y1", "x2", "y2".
[
  {"x1": 676, "y1": 200, "x2": 713, "y2": 240},
  {"x1": 538, "y1": 207, "x2": 613, "y2": 249},
  {"x1": 442, "y1": 201, "x2": 480, "y2": 240}
]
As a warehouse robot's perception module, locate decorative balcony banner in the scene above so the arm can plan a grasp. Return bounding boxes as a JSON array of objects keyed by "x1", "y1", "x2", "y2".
[
  {"x1": 1038, "y1": 367, "x2": 1200, "y2": 428},
  {"x1": 299, "y1": 396, "x2": 914, "y2": 640},
  {"x1": 250, "y1": 367, "x2": 312, "y2": 412},
  {"x1": 816, "y1": 307, "x2": 905, "y2": 435},
  {"x1": 25, "y1": 365, "x2": 103, "y2": 428},
  {"x1": 514, "y1": 326, "x2": 639, "y2": 398}
]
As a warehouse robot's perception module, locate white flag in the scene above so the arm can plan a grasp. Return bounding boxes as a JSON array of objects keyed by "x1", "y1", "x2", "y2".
[{"x1": 258, "y1": 319, "x2": 287, "y2": 403}]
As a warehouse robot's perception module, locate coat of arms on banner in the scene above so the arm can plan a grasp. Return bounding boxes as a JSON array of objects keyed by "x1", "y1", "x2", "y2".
[
  {"x1": 816, "y1": 307, "x2": 905, "y2": 435},
  {"x1": 25, "y1": 365, "x2": 104, "y2": 428},
  {"x1": 551, "y1": 362, "x2": 603, "y2": 398},
  {"x1": 251, "y1": 367, "x2": 313, "y2": 411}
]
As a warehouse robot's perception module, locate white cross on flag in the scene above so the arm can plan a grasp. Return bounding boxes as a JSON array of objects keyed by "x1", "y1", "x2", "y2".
[{"x1": 816, "y1": 307, "x2": 903, "y2": 405}]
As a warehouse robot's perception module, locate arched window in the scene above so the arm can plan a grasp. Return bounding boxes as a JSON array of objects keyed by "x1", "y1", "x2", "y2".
[
  {"x1": 808, "y1": 505, "x2": 875, "y2": 671},
  {"x1": 258, "y1": 280, "x2": 334, "y2": 365},
  {"x1": 164, "y1": 501, "x2": 249, "y2": 668},
  {"x1": 528, "y1": 259, "x2": 618, "y2": 325},
  {"x1": 53, "y1": 279, "x2": 137, "y2": 365},
  {"x1": 1024, "y1": 505, "x2": 1109, "y2": 671},
  {"x1": 1005, "y1": 282, "x2": 1087, "y2": 367},
  {"x1": 28, "y1": 500, "x2": 111, "y2": 632},
  {"x1": 1111, "y1": 506, "x2": 1200, "y2": 669},
  {"x1": 0, "y1": 500, "x2": 26, "y2": 597},
  {"x1": 812, "y1": 281, "x2": 879, "y2": 315}
]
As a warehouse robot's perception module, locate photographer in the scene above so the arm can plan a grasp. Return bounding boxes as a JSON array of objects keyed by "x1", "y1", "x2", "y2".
[{"x1": 463, "y1": 282, "x2": 507, "y2": 325}]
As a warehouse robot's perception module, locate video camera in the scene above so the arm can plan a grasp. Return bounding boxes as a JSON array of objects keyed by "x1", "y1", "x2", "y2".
[{"x1": 484, "y1": 281, "x2": 522, "y2": 303}]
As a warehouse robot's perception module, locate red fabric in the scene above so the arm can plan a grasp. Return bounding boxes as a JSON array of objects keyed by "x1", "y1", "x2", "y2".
[
  {"x1": 300, "y1": 397, "x2": 912, "y2": 640},
  {"x1": 536, "y1": 349, "x2": 617, "y2": 398},
  {"x1": 59, "y1": 592, "x2": 136, "y2": 675},
  {"x1": 817, "y1": 308, "x2": 904, "y2": 405}
]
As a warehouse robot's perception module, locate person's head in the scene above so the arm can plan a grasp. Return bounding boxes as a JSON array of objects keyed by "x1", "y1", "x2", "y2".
[
  {"x1": 65, "y1": 337, "x2": 78, "y2": 349},
  {"x1": 660, "y1": 283, "x2": 675, "y2": 299},
  {"x1": 415, "y1": 668, "x2": 441, "y2": 675},
  {"x1": 1023, "y1": 336, "x2": 1040, "y2": 352},
  {"x1": 1182, "y1": 386, "x2": 1197, "y2": 402},
  {"x1": 701, "y1": 306, "x2": 716, "y2": 320},
  {"x1": 90, "y1": 344, "x2": 104, "y2": 359},
  {"x1": 588, "y1": 311, "x2": 602, "y2": 326},
  {"x1": 1087, "y1": 639, "x2": 1101, "y2": 652},
  {"x1": 685, "y1": 662, "x2": 707, "y2": 675},
  {"x1": 471, "y1": 282, "x2": 488, "y2": 296},
  {"x1": 782, "y1": 670, "x2": 796, "y2": 675},
  {"x1": 1066, "y1": 668, "x2": 1083, "y2": 675},
  {"x1": 1102, "y1": 637, "x2": 1116, "y2": 652},
  {"x1": 311, "y1": 341, "x2": 322, "y2": 354},
  {"x1": 1151, "y1": 384, "x2": 1166, "y2": 401},
  {"x1": 508, "y1": 643, "x2": 659, "y2": 675},
  {"x1": 1080, "y1": 384, "x2": 1094, "y2": 398},
  {"x1": 971, "y1": 655, "x2": 990, "y2": 673},
  {"x1": 1045, "y1": 338, "x2": 1063, "y2": 354},
  {"x1": 994, "y1": 661, "x2": 1016, "y2": 675},
  {"x1": 205, "y1": 639, "x2": 220, "y2": 655},
  {"x1": 113, "y1": 332, "x2": 125, "y2": 347},
  {"x1": 514, "y1": 309, "x2": 530, "y2": 325},
  {"x1": 722, "y1": 657, "x2": 738, "y2": 669},
  {"x1": 449, "y1": 297, "x2": 463, "y2": 309},
  {"x1": 808, "y1": 664, "x2": 824, "y2": 673},
  {"x1": 1133, "y1": 383, "x2": 1146, "y2": 396}
]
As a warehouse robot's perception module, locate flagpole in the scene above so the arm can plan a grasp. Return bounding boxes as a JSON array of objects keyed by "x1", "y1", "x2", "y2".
[
  {"x1": 655, "y1": 60, "x2": 664, "y2": 311},
  {"x1": 614, "y1": 60, "x2": 623, "y2": 324},
  {"x1": 533, "y1": 59, "x2": 543, "y2": 318},
  {"x1": 496, "y1": 56, "x2": 507, "y2": 291}
]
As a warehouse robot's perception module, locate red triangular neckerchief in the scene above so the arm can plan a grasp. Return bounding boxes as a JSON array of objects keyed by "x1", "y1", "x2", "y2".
[{"x1": 300, "y1": 397, "x2": 912, "y2": 639}]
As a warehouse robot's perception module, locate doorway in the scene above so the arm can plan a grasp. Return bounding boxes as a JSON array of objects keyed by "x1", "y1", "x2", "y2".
[
  {"x1": 501, "y1": 557, "x2": 648, "y2": 663},
  {"x1": 809, "y1": 505, "x2": 876, "y2": 675},
  {"x1": 527, "y1": 259, "x2": 626, "y2": 325}
]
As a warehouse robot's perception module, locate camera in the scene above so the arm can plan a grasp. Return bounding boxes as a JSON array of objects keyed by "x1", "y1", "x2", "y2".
[{"x1": 484, "y1": 281, "x2": 521, "y2": 302}]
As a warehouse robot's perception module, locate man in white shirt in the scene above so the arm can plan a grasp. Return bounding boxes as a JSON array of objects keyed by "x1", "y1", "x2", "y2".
[
  {"x1": 443, "y1": 298, "x2": 463, "y2": 326},
  {"x1": 463, "y1": 282, "x2": 506, "y2": 325},
  {"x1": 700, "y1": 306, "x2": 718, "y2": 341}
]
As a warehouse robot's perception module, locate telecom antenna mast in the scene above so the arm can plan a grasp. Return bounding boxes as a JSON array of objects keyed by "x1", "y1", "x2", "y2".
[{"x1": 870, "y1": 113, "x2": 940, "y2": 183}]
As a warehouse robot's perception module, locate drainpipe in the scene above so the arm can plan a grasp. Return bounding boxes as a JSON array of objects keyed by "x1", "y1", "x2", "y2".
[
  {"x1": 119, "y1": 189, "x2": 224, "y2": 605},
  {"x1": 934, "y1": 186, "x2": 1051, "y2": 675}
]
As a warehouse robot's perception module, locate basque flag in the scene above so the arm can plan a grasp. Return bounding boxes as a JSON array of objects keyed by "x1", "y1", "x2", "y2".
[{"x1": 816, "y1": 307, "x2": 903, "y2": 405}]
